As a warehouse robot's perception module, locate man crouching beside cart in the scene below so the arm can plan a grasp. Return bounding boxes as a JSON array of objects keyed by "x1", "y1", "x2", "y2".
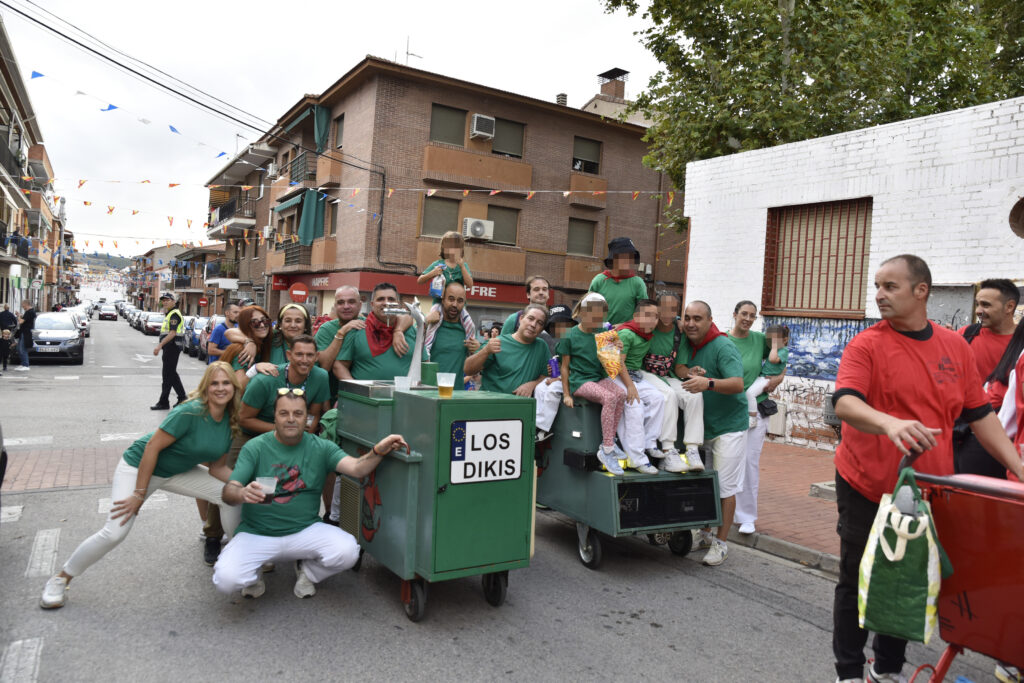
[
  {"x1": 831, "y1": 254, "x2": 1023, "y2": 683},
  {"x1": 213, "y1": 390, "x2": 407, "y2": 599}
]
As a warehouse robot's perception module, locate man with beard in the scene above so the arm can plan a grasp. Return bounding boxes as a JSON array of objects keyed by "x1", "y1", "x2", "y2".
[{"x1": 428, "y1": 281, "x2": 480, "y2": 388}]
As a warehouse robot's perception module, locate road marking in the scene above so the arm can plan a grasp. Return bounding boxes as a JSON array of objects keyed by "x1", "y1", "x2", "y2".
[
  {"x1": 54, "y1": 376, "x2": 79, "y2": 381},
  {"x1": 25, "y1": 528, "x2": 60, "y2": 578},
  {"x1": 133, "y1": 354, "x2": 154, "y2": 363},
  {"x1": 97, "y1": 491, "x2": 168, "y2": 514},
  {"x1": 99, "y1": 432, "x2": 142, "y2": 442},
  {"x1": 1, "y1": 505, "x2": 24, "y2": 523},
  {"x1": 101, "y1": 365, "x2": 119, "y2": 368},
  {"x1": 102, "y1": 375, "x2": 122, "y2": 379},
  {"x1": 4, "y1": 436, "x2": 53, "y2": 448},
  {"x1": 0, "y1": 638, "x2": 43, "y2": 683}
]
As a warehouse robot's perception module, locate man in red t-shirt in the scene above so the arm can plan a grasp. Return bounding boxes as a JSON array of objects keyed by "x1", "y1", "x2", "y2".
[
  {"x1": 957, "y1": 278, "x2": 1018, "y2": 380},
  {"x1": 831, "y1": 255, "x2": 1023, "y2": 683}
]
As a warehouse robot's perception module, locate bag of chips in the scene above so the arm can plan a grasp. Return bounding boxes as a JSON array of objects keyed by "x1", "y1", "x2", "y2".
[{"x1": 594, "y1": 330, "x2": 623, "y2": 379}]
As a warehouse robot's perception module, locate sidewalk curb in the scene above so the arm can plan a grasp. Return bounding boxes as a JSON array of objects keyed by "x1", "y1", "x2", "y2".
[{"x1": 727, "y1": 527, "x2": 839, "y2": 578}]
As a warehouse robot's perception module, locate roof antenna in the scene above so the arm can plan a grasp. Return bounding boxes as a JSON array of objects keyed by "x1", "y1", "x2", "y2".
[{"x1": 406, "y1": 36, "x2": 422, "y2": 66}]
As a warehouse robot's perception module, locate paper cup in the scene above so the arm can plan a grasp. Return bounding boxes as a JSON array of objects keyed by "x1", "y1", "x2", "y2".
[
  {"x1": 394, "y1": 376, "x2": 412, "y2": 391},
  {"x1": 255, "y1": 477, "x2": 277, "y2": 503},
  {"x1": 437, "y1": 372, "x2": 456, "y2": 398}
]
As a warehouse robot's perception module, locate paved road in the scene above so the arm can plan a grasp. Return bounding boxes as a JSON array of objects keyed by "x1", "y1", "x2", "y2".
[{"x1": 0, "y1": 318, "x2": 996, "y2": 681}]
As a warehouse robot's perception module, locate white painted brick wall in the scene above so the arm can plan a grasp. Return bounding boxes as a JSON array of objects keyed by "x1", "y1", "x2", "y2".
[{"x1": 683, "y1": 96, "x2": 1024, "y2": 449}]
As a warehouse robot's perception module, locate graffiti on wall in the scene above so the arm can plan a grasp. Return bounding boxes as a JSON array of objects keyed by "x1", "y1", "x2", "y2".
[{"x1": 762, "y1": 315, "x2": 877, "y2": 381}]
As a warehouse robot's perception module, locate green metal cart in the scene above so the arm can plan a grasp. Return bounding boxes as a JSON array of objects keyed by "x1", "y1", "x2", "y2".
[
  {"x1": 335, "y1": 379, "x2": 536, "y2": 621},
  {"x1": 536, "y1": 401, "x2": 722, "y2": 569}
]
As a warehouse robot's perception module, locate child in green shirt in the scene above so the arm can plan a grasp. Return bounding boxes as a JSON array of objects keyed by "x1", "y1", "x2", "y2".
[
  {"x1": 420, "y1": 231, "x2": 476, "y2": 347},
  {"x1": 745, "y1": 325, "x2": 789, "y2": 428}
]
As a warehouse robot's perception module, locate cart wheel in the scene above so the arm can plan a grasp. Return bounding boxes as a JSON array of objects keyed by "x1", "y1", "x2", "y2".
[
  {"x1": 351, "y1": 547, "x2": 364, "y2": 573},
  {"x1": 403, "y1": 580, "x2": 427, "y2": 622},
  {"x1": 481, "y1": 571, "x2": 508, "y2": 607},
  {"x1": 667, "y1": 530, "x2": 693, "y2": 556},
  {"x1": 576, "y1": 523, "x2": 602, "y2": 570},
  {"x1": 647, "y1": 533, "x2": 670, "y2": 546}
]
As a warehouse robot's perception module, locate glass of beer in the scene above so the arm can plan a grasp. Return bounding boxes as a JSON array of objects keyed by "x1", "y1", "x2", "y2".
[{"x1": 436, "y1": 372, "x2": 456, "y2": 399}]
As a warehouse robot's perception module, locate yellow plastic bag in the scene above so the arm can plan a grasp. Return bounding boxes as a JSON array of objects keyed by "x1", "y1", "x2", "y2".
[{"x1": 594, "y1": 330, "x2": 623, "y2": 379}]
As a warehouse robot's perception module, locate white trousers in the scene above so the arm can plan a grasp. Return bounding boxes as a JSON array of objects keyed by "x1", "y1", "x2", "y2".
[
  {"x1": 746, "y1": 376, "x2": 770, "y2": 414},
  {"x1": 641, "y1": 372, "x2": 705, "y2": 447},
  {"x1": 735, "y1": 412, "x2": 769, "y2": 524},
  {"x1": 533, "y1": 379, "x2": 564, "y2": 432},
  {"x1": 704, "y1": 430, "x2": 747, "y2": 499},
  {"x1": 63, "y1": 458, "x2": 238, "y2": 577},
  {"x1": 212, "y1": 523, "x2": 360, "y2": 594},
  {"x1": 614, "y1": 373, "x2": 666, "y2": 454}
]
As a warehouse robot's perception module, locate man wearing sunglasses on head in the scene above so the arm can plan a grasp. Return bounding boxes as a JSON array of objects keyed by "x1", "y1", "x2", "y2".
[
  {"x1": 213, "y1": 389, "x2": 408, "y2": 599},
  {"x1": 239, "y1": 334, "x2": 331, "y2": 438}
]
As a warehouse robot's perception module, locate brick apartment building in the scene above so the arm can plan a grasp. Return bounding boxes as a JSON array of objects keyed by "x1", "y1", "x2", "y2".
[{"x1": 206, "y1": 57, "x2": 684, "y2": 325}]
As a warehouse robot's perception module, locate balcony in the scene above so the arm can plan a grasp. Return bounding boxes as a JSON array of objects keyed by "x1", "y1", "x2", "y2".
[
  {"x1": 173, "y1": 276, "x2": 191, "y2": 289},
  {"x1": 422, "y1": 143, "x2": 532, "y2": 192},
  {"x1": 568, "y1": 172, "x2": 608, "y2": 210},
  {"x1": 273, "y1": 153, "x2": 318, "y2": 202},
  {"x1": 28, "y1": 236, "x2": 50, "y2": 266},
  {"x1": 284, "y1": 242, "x2": 311, "y2": 267},
  {"x1": 208, "y1": 198, "x2": 256, "y2": 240},
  {"x1": 205, "y1": 259, "x2": 239, "y2": 279}
]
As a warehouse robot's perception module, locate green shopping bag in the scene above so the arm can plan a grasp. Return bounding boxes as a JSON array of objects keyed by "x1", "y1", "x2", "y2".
[
  {"x1": 857, "y1": 468, "x2": 952, "y2": 643},
  {"x1": 319, "y1": 408, "x2": 341, "y2": 446}
]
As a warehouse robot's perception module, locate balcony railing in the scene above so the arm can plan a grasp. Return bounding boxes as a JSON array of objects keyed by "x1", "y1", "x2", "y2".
[
  {"x1": 205, "y1": 259, "x2": 239, "y2": 279},
  {"x1": 289, "y1": 152, "x2": 316, "y2": 184},
  {"x1": 211, "y1": 197, "x2": 256, "y2": 227},
  {"x1": 173, "y1": 276, "x2": 191, "y2": 289},
  {"x1": 0, "y1": 143, "x2": 23, "y2": 180},
  {"x1": 283, "y1": 242, "x2": 311, "y2": 266}
]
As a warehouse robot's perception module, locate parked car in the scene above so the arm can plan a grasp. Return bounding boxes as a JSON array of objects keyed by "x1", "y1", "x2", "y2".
[
  {"x1": 28, "y1": 313, "x2": 85, "y2": 364},
  {"x1": 198, "y1": 315, "x2": 224, "y2": 361},
  {"x1": 121, "y1": 305, "x2": 137, "y2": 320},
  {"x1": 143, "y1": 313, "x2": 165, "y2": 336},
  {"x1": 184, "y1": 316, "x2": 208, "y2": 357},
  {"x1": 71, "y1": 309, "x2": 91, "y2": 337},
  {"x1": 98, "y1": 305, "x2": 117, "y2": 321}
]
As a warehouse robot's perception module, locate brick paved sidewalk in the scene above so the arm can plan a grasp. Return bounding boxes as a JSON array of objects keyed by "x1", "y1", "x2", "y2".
[
  {"x1": 1, "y1": 447, "x2": 122, "y2": 491},
  {"x1": 753, "y1": 440, "x2": 839, "y2": 557}
]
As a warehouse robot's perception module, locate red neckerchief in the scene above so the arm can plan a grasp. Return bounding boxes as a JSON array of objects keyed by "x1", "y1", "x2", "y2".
[
  {"x1": 692, "y1": 323, "x2": 727, "y2": 353},
  {"x1": 365, "y1": 313, "x2": 395, "y2": 357},
  {"x1": 615, "y1": 321, "x2": 653, "y2": 341},
  {"x1": 601, "y1": 269, "x2": 637, "y2": 283}
]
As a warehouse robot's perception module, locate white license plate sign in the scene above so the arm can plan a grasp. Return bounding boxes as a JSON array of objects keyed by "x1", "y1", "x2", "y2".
[
  {"x1": 36, "y1": 346, "x2": 59, "y2": 352},
  {"x1": 450, "y1": 419, "x2": 522, "y2": 484}
]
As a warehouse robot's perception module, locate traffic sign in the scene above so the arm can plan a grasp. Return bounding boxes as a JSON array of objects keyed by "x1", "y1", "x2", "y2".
[
  {"x1": 198, "y1": 297, "x2": 208, "y2": 307},
  {"x1": 288, "y1": 282, "x2": 309, "y2": 303}
]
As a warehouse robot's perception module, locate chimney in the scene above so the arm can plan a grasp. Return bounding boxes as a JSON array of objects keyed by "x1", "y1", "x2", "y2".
[
  {"x1": 556, "y1": 93, "x2": 567, "y2": 106},
  {"x1": 597, "y1": 68, "x2": 628, "y2": 100}
]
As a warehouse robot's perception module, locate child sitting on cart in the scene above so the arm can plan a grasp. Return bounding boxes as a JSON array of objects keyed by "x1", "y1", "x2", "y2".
[{"x1": 533, "y1": 305, "x2": 576, "y2": 442}]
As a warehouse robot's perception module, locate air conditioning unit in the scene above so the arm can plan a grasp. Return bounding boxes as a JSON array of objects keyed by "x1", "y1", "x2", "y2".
[
  {"x1": 462, "y1": 217, "x2": 494, "y2": 241},
  {"x1": 470, "y1": 114, "x2": 496, "y2": 140},
  {"x1": 262, "y1": 225, "x2": 273, "y2": 238},
  {"x1": 265, "y1": 162, "x2": 278, "y2": 179}
]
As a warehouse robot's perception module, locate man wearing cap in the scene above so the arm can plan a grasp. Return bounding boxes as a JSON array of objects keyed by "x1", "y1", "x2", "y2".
[
  {"x1": 588, "y1": 238, "x2": 649, "y2": 325},
  {"x1": 151, "y1": 293, "x2": 187, "y2": 410}
]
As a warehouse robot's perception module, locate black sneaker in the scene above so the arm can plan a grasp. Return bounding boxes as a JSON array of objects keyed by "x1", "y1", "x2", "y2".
[
  {"x1": 203, "y1": 536, "x2": 221, "y2": 566},
  {"x1": 150, "y1": 403, "x2": 171, "y2": 411}
]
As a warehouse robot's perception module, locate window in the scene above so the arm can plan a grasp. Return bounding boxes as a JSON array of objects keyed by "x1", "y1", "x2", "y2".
[
  {"x1": 492, "y1": 118, "x2": 524, "y2": 158},
  {"x1": 487, "y1": 205, "x2": 519, "y2": 245},
  {"x1": 422, "y1": 196, "x2": 460, "y2": 237},
  {"x1": 328, "y1": 201, "x2": 338, "y2": 237},
  {"x1": 762, "y1": 197, "x2": 873, "y2": 316},
  {"x1": 572, "y1": 137, "x2": 601, "y2": 174},
  {"x1": 430, "y1": 104, "x2": 466, "y2": 146},
  {"x1": 334, "y1": 114, "x2": 344, "y2": 149},
  {"x1": 567, "y1": 218, "x2": 596, "y2": 256}
]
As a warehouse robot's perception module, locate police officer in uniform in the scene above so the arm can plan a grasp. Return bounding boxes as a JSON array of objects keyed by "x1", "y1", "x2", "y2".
[{"x1": 152, "y1": 292, "x2": 187, "y2": 410}]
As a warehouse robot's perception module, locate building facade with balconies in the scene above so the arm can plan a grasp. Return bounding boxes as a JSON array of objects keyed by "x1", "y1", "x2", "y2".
[{"x1": 207, "y1": 58, "x2": 683, "y2": 326}]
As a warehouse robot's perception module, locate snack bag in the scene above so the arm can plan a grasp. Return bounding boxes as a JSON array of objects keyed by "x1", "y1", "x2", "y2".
[{"x1": 594, "y1": 330, "x2": 623, "y2": 379}]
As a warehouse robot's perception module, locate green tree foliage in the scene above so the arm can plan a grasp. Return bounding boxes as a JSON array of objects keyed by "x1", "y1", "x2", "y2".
[{"x1": 607, "y1": 0, "x2": 1024, "y2": 186}]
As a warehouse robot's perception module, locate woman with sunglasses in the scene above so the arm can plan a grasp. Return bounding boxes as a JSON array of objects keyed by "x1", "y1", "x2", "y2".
[
  {"x1": 40, "y1": 362, "x2": 244, "y2": 609},
  {"x1": 226, "y1": 303, "x2": 312, "y2": 367},
  {"x1": 219, "y1": 305, "x2": 275, "y2": 390}
]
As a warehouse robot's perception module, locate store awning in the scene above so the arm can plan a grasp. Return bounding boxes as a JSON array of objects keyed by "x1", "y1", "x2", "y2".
[{"x1": 273, "y1": 194, "x2": 303, "y2": 213}]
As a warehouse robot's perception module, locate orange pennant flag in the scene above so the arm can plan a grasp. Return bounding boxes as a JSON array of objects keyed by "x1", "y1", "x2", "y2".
[
  {"x1": 387, "y1": 188, "x2": 394, "y2": 198},
  {"x1": 166, "y1": 241, "x2": 171, "y2": 247},
  {"x1": 140, "y1": 179, "x2": 151, "y2": 184},
  {"x1": 98, "y1": 241, "x2": 104, "y2": 248},
  {"x1": 632, "y1": 191, "x2": 640, "y2": 200},
  {"x1": 526, "y1": 191, "x2": 536, "y2": 200},
  {"x1": 592, "y1": 190, "x2": 605, "y2": 196},
  {"x1": 667, "y1": 191, "x2": 674, "y2": 207},
  {"x1": 131, "y1": 210, "x2": 139, "y2": 215},
  {"x1": 135, "y1": 241, "x2": 139, "y2": 245},
  {"x1": 167, "y1": 217, "x2": 174, "y2": 226},
  {"x1": 187, "y1": 219, "x2": 192, "y2": 229},
  {"x1": 207, "y1": 184, "x2": 220, "y2": 189},
  {"x1": 113, "y1": 240, "x2": 118, "y2": 248},
  {"x1": 21, "y1": 175, "x2": 32, "y2": 181},
  {"x1": 562, "y1": 191, "x2": 571, "y2": 198},
  {"x1": 78, "y1": 180, "x2": 87, "y2": 188},
  {"x1": 350, "y1": 188, "x2": 359, "y2": 198},
  {"x1": 462, "y1": 189, "x2": 470, "y2": 197},
  {"x1": 426, "y1": 189, "x2": 437, "y2": 197},
  {"x1": 489, "y1": 190, "x2": 501, "y2": 196},
  {"x1": 292, "y1": 234, "x2": 298, "y2": 243},
  {"x1": 47, "y1": 177, "x2": 54, "y2": 185},
  {"x1": 53, "y1": 195, "x2": 60, "y2": 203},
  {"x1": 199, "y1": 241, "x2": 203, "y2": 246},
  {"x1": 168, "y1": 183, "x2": 180, "y2": 188},
  {"x1": 241, "y1": 185, "x2": 253, "y2": 191},
  {"x1": 84, "y1": 240, "x2": 89, "y2": 247},
  {"x1": 203, "y1": 222, "x2": 209, "y2": 228},
  {"x1": 21, "y1": 189, "x2": 30, "y2": 195},
  {"x1": 107, "y1": 206, "x2": 115, "y2": 214},
  {"x1": 83, "y1": 201, "x2": 92, "y2": 206}
]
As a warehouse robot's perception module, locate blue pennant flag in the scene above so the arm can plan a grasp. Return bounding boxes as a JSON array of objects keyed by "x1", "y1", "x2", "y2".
[
  {"x1": 215, "y1": 152, "x2": 226, "y2": 158},
  {"x1": 30, "y1": 71, "x2": 44, "y2": 79},
  {"x1": 169, "y1": 125, "x2": 180, "y2": 134},
  {"x1": 100, "y1": 104, "x2": 118, "y2": 112}
]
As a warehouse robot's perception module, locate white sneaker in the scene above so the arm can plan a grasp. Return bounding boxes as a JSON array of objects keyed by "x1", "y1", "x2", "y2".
[
  {"x1": 15, "y1": 366, "x2": 29, "y2": 372},
  {"x1": 866, "y1": 664, "x2": 906, "y2": 683},
  {"x1": 627, "y1": 452, "x2": 659, "y2": 475},
  {"x1": 643, "y1": 447, "x2": 665, "y2": 460},
  {"x1": 40, "y1": 575, "x2": 68, "y2": 609},
  {"x1": 294, "y1": 561, "x2": 316, "y2": 598},
  {"x1": 535, "y1": 429, "x2": 553, "y2": 443},
  {"x1": 748, "y1": 414, "x2": 758, "y2": 429},
  {"x1": 995, "y1": 662, "x2": 1020, "y2": 683},
  {"x1": 658, "y1": 448, "x2": 687, "y2": 473},
  {"x1": 241, "y1": 577, "x2": 265, "y2": 599},
  {"x1": 695, "y1": 528, "x2": 715, "y2": 550},
  {"x1": 836, "y1": 678, "x2": 865, "y2": 683},
  {"x1": 685, "y1": 445, "x2": 705, "y2": 472},
  {"x1": 738, "y1": 522, "x2": 756, "y2": 534},
  {"x1": 702, "y1": 538, "x2": 728, "y2": 566},
  {"x1": 597, "y1": 445, "x2": 624, "y2": 474}
]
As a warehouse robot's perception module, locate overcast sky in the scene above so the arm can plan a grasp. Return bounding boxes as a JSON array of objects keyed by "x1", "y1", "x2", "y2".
[{"x1": 1, "y1": 0, "x2": 660, "y2": 257}]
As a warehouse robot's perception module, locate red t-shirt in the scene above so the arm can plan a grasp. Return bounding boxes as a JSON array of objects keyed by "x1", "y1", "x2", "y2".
[
  {"x1": 987, "y1": 378, "x2": 1009, "y2": 411},
  {"x1": 835, "y1": 321, "x2": 988, "y2": 502},
  {"x1": 958, "y1": 325, "x2": 1013, "y2": 382}
]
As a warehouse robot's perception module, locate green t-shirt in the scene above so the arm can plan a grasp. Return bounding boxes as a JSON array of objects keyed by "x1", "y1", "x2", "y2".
[
  {"x1": 588, "y1": 273, "x2": 648, "y2": 325},
  {"x1": 500, "y1": 310, "x2": 523, "y2": 336},
  {"x1": 338, "y1": 324, "x2": 417, "y2": 381},
  {"x1": 648, "y1": 327, "x2": 677, "y2": 358},
  {"x1": 122, "y1": 401, "x2": 232, "y2": 478},
  {"x1": 314, "y1": 316, "x2": 365, "y2": 400},
  {"x1": 728, "y1": 331, "x2": 770, "y2": 401},
  {"x1": 241, "y1": 363, "x2": 332, "y2": 429},
  {"x1": 429, "y1": 320, "x2": 470, "y2": 387},
  {"x1": 480, "y1": 334, "x2": 549, "y2": 394},
  {"x1": 231, "y1": 432, "x2": 346, "y2": 537},
  {"x1": 555, "y1": 325, "x2": 608, "y2": 395},
  {"x1": 426, "y1": 259, "x2": 472, "y2": 302},
  {"x1": 617, "y1": 328, "x2": 651, "y2": 371},
  {"x1": 763, "y1": 347, "x2": 789, "y2": 376},
  {"x1": 269, "y1": 339, "x2": 289, "y2": 365},
  {"x1": 677, "y1": 334, "x2": 747, "y2": 439}
]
